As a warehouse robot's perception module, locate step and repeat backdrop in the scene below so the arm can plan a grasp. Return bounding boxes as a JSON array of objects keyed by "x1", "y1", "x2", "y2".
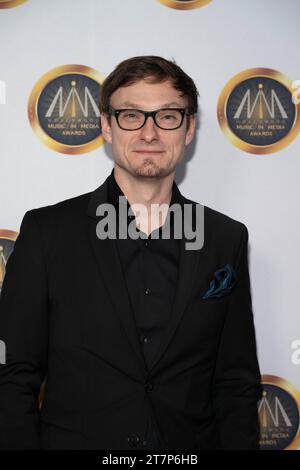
[{"x1": 0, "y1": 0, "x2": 300, "y2": 450}]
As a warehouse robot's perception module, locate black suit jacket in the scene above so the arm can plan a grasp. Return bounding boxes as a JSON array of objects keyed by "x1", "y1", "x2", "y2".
[{"x1": 0, "y1": 173, "x2": 262, "y2": 450}]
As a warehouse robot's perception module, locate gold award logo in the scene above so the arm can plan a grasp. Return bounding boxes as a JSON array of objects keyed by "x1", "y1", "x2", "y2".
[
  {"x1": 259, "y1": 375, "x2": 300, "y2": 450},
  {"x1": 0, "y1": 0, "x2": 27, "y2": 8},
  {"x1": 217, "y1": 68, "x2": 300, "y2": 154},
  {"x1": 158, "y1": 0, "x2": 212, "y2": 10},
  {"x1": 28, "y1": 64, "x2": 105, "y2": 155},
  {"x1": 0, "y1": 229, "x2": 18, "y2": 294}
]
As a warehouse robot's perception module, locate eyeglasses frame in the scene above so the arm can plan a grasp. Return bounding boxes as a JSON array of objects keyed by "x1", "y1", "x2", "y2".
[{"x1": 107, "y1": 106, "x2": 192, "y2": 131}]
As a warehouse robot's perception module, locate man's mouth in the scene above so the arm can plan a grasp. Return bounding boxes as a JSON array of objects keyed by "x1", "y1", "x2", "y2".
[{"x1": 133, "y1": 150, "x2": 164, "y2": 154}]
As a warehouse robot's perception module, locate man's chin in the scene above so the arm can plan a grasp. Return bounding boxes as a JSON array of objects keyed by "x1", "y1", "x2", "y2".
[
  {"x1": 133, "y1": 166, "x2": 167, "y2": 177},
  {"x1": 132, "y1": 157, "x2": 173, "y2": 177}
]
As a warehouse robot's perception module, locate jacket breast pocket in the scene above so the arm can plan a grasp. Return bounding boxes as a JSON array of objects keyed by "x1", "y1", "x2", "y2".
[{"x1": 189, "y1": 294, "x2": 232, "y2": 307}]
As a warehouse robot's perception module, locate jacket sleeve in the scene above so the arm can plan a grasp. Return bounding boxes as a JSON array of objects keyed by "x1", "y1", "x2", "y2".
[
  {"x1": 212, "y1": 224, "x2": 262, "y2": 449},
  {"x1": 0, "y1": 210, "x2": 49, "y2": 449}
]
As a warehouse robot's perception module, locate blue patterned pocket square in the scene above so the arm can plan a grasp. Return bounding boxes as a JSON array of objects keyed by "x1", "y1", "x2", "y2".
[{"x1": 202, "y1": 263, "x2": 237, "y2": 299}]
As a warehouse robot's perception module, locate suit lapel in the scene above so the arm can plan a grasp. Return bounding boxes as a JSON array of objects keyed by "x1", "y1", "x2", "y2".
[
  {"x1": 147, "y1": 205, "x2": 207, "y2": 373},
  {"x1": 86, "y1": 179, "x2": 148, "y2": 377}
]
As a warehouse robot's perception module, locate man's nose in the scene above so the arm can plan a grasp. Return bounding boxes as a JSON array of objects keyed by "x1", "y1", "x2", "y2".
[{"x1": 139, "y1": 115, "x2": 159, "y2": 142}]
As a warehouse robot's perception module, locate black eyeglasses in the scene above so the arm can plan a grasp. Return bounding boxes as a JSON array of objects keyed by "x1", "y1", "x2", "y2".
[{"x1": 108, "y1": 106, "x2": 191, "y2": 131}]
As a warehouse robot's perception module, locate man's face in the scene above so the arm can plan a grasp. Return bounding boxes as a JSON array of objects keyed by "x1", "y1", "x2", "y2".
[{"x1": 101, "y1": 79, "x2": 196, "y2": 178}]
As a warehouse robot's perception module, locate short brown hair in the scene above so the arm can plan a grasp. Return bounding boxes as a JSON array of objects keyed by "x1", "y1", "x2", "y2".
[{"x1": 99, "y1": 55, "x2": 199, "y2": 115}]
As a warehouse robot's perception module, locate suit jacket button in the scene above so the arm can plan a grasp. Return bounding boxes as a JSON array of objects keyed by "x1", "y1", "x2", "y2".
[
  {"x1": 127, "y1": 434, "x2": 140, "y2": 447},
  {"x1": 145, "y1": 381, "x2": 154, "y2": 392}
]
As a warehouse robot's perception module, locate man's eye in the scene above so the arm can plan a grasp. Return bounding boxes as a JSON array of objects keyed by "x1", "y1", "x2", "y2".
[
  {"x1": 158, "y1": 111, "x2": 179, "y2": 120},
  {"x1": 123, "y1": 112, "x2": 139, "y2": 119},
  {"x1": 160, "y1": 113, "x2": 177, "y2": 122},
  {"x1": 163, "y1": 114, "x2": 176, "y2": 120}
]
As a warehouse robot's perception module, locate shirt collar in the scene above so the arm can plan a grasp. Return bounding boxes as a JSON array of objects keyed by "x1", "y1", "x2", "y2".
[{"x1": 107, "y1": 167, "x2": 184, "y2": 209}]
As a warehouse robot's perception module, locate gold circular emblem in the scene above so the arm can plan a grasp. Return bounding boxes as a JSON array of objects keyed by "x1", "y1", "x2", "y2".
[
  {"x1": 217, "y1": 68, "x2": 300, "y2": 154},
  {"x1": 260, "y1": 375, "x2": 300, "y2": 450},
  {"x1": 0, "y1": 229, "x2": 18, "y2": 294},
  {"x1": 158, "y1": 0, "x2": 212, "y2": 10},
  {"x1": 28, "y1": 64, "x2": 105, "y2": 155},
  {"x1": 0, "y1": 0, "x2": 27, "y2": 8},
  {"x1": 0, "y1": 229, "x2": 18, "y2": 241}
]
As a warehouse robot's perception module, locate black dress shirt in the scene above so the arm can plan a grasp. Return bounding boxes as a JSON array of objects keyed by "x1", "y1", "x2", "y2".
[{"x1": 107, "y1": 168, "x2": 184, "y2": 450}]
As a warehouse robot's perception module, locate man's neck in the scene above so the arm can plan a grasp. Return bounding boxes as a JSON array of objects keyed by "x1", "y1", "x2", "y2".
[
  {"x1": 114, "y1": 165, "x2": 174, "y2": 208},
  {"x1": 113, "y1": 165, "x2": 175, "y2": 236}
]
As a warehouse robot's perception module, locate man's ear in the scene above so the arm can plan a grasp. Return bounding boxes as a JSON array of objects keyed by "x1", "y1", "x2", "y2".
[
  {"x1": 185, "y1": 114, "x2": 196, "y2": 146},
  {"x1": 100, "y1": 113, "x2": 112, "y2": 144}
]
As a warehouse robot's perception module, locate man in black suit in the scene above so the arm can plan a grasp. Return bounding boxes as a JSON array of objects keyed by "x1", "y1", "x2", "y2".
[{"x1": 0, "y1": 56, "x2": 261, "y2": 450}]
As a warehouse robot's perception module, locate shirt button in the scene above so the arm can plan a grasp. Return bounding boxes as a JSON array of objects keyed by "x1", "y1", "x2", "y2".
[
  {"x1": 144, "y1": 240, "x2": 149, "y2": 247},
  {"x1": 144, "y1": 288, "x2": 151, "y2": 295},
  {"x1": 145, "y1": 382, "x2": 154, "y2": 392},
  {"x1": 127, "y1": 434, "x2": 141, "y2": 447},
  {"x1": 140, "y1": 334, "x2": 148, "y2": 344}
]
